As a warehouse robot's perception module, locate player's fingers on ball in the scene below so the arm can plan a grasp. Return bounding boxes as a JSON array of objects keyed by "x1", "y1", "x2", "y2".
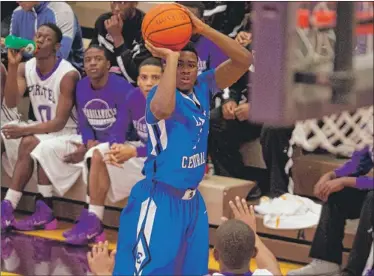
[
  {"x1": 221, "y1": 216, "x2": 228, "y2": 222},
  {"x1": 242, "y1": 199, "x2": 250, "y2": 213},
  {"x1": 92, "y1": 245, "x2": 98, "y2": 256},
  {"x1": 110, "y1": 249, "x2": 117, "y2": 258},
  {"x1": 87, "y1": 251, "x2": 93, "y2": 262}
]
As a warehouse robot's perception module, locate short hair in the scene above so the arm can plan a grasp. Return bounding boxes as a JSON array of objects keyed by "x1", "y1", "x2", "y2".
[
  {"x1": 181, "y1": 42, "x2": 198, "y2": 60},
  {"x1": 139, "y1": 57, "x2": 163, "y2": 71},
  {"x1": 215, "y1": 219, "x2": 256, "y2": 269},
  {"x1": 84, "y1": 44, "x2": 111, "y2": 61},
  {"x1": 177, "y1": 1, "x2": 204, "y2": 18},
  {"x1": 39, "y1": 23, "x2": 63, "y2": 43}
]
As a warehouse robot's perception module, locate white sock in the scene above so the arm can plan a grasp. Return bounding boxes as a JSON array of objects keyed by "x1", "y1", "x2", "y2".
[
  {"x1": 37, "y1": 185, "x2": 53, "y2": 198},
  {"x1": 88, "y1": 205, "x2": 104, "y2": 221},
  {"x1": 86, "y1": 195, "x2": 90, "y2": 204},
  {"x1": 4, "y1": 189, "x2": 22, "y2": 209}
]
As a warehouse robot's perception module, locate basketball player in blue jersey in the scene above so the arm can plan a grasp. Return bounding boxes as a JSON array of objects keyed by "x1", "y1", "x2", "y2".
[
  {"x1": 1, "y1": 23, "x2": 80, "y2": 232},
  {"x1": 110, "y1": 6, "x2": 252, "y2": 275}
]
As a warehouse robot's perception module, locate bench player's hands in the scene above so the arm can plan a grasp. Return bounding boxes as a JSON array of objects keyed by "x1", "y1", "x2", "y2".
[
  {"x1": 87, "y1": 241, "x2": 116, "y2": 276},
  {"x1": 235, "y1": 103, "x2": 250, "y2": 121},
  {"x1": 222, "y1": 196, "x2": 257, "y2": 232},
  {"x1": 235, "y1": 31, "x2": 252, "y2": 47},
  {"x1": 7, "y1": 49, "x2": 24, "y2": 66},
  {"x1": 63, "y1": 141, "x2": 86, "y2": 164},
  {"x1": 314, "y1": 171, "x2": 337, "y2": 200},
  {"x1": 104, "y1": 143, "x2": 137, "y2": 167},
  {"x1": 1, "y1": 124, "x2": 27, "y2": 139},
  {"x1": 222, "y1": 101, "x2": 237, "y2": 120},
  {"x1": 145, "y1": 40, "x2": 179, "y2": 60}
]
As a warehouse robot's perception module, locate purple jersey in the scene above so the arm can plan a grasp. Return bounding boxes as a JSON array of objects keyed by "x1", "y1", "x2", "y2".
[
  {"x1": 76, "y1": 73, "x2": 134, "y2": 144},
  {"x1": 126, "y1": 87, "x2": 147, "y2": 157},
  {"x1": 194, "y1": 36, "x2": 227, "y2": 74}
]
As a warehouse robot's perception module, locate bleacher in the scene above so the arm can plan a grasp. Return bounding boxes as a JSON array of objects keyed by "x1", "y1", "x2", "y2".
[{"x1": 2, "y1": 1, "x2": 372, "y2": 267}]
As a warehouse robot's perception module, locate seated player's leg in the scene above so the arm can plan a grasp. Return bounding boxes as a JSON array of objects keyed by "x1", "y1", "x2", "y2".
[
  {"x1": 113, "y1": 180, "x2": 199, "y2": 275},
  {"x1": 65, "y1": 148, "x2": 108, "y2": 245},
  {"x1": 13, "y1": 163, "x2": 57, "y2": 231},
  {"x1": 342, "y1": 190, "x2": 374, "y2": 276},
  {"x1": 30, "y1": 134, "x2": 83, "y2": 196},
  {"x1": 179, "y1": 192, "x2": 209, "y2": 275},
  {"x1": 1, "y1": 135, "x2": 40, "y2": 231},
  {"x1": 288, "y1": 188, "x2": 368, "y2": 275}
]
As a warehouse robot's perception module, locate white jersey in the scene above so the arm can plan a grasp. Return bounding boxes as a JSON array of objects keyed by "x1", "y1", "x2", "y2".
[{"x1": 24, "y1": 58, "x2": 79, "y2": 129}]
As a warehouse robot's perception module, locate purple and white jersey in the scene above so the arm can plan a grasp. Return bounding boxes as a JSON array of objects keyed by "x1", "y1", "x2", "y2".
[
  {"x1": 195, "y1": 36, "x2": 228, "y2": 74},
  {"x1": 126, "y1": 87, "x2": 147, "y2": 157},
  {"x1": 76, "y1": 73, "x2": 134, "y2": 144},
  {"x1": 24, "y1": 57, "x2": 79, "y2": 129}
]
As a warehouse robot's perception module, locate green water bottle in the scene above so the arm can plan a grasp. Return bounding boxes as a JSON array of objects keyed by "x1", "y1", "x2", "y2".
[{"x1": 5, "y1": 35, "x2": 36, "y2": 55}]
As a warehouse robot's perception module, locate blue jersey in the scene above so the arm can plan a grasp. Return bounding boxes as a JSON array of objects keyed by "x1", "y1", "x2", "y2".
[{"x1": 143, "y1": 69, "x2": 217, "y2": 189}]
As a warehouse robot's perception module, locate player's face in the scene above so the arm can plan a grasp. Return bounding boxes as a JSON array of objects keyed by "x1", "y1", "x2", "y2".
[
  {"x1": 137, "y1": 65, "x2": 162, "y2": 97},
  {"x1": 110, "y1": 1, "x2": 137, "y2": 20},
  {"x1": 17, "y1": 1, "x2": 38, "y2": 11},
  {"x1": 34, "y1": 26, "x2": 59, "y2": 59},
  {"x1": 84, "y1": 48, "x2": 110, "y2": 80},
  {"x1": 176, "y1": 51, "x2": 198, "y2": 93}
]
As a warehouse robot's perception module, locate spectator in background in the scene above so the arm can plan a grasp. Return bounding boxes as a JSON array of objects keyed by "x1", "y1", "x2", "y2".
[
  {"x1": 90, "y1": 1, "x2": 147, "y2": 85},
  {"x1": 208, "y1": 17, "x2": 262, "y2": 191},
  {"x1": 202, "y1": 2, "x2": 250, "y2": 37},
  {"x1": 10, "y1": 1, "x2": 84, "y2": 73},
  {"x1": 288, "y1": 146, "x2": 374, "y2": 276}
]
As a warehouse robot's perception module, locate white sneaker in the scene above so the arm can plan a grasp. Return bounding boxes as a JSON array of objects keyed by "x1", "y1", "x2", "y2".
[{"x1": 287, "y1": 259, "x2": 341, "y2": 276}]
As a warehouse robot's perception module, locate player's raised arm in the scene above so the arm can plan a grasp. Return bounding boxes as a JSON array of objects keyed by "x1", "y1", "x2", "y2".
[
  {"x1": 145, "y1": 41, "x2": 180, "y2": 120},
  {"x1": 23, "y1": 71, "x2": 80, "y2": 135},
  {"x1": 180, "y1": 5, "x2": 252, "y2": 90},
  {"x1": 4, "y1": 49, "x2": 27, "y2": 108}
]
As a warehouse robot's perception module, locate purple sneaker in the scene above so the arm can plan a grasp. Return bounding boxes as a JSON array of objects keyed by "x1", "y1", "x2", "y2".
[
  {"x1": 1, "y1": 234, "x2": 15, "y2": 259},
  {"x1": 65, "y1": 211, "x2": 106, "y2": 245},
  {"x1": 1, "y1": 200, "x2": 15, "y2": 232},
  {"x1": 13, "y1": 200, "x2": 57, "y2": 231},
  {"x1": 62, "y1": 209, "x2": 88, "y2": 238}
]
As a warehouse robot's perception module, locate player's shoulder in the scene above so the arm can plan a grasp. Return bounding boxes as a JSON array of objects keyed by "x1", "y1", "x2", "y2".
[{"x1": 12, "y1": 6, "x2": 23, "y2": 17}]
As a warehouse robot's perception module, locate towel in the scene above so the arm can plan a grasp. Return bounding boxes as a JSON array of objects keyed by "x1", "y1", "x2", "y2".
[{"x1": 254, "y1": 194, "x2": 322, "y2": 230}]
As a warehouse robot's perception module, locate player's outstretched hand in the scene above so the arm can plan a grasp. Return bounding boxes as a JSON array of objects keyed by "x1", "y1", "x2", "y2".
[
  {"x1": 222, "y1": 196, "x2": 257, "y2": 232},
  {"x1": 63, "y1": 141, "x2": 86, "y2": 164},
  {"x1": 87, "y1": 241, "x2": 116, "y2": 276},
  {"x1": 145, "y1": 40, "x2": 179, "y2": 60}
]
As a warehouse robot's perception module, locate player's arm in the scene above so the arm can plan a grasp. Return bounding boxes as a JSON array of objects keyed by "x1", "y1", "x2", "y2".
[
  {"x1": 4, "y1": 50, "x2": 27, "y2": 108},
  {"x1": 1, "y1": 63, "x2": 7, "y2": 105},
  {"x1": 23, "y1": 71, "x2": 80, "y2": 135},
  {"x1": 182, "y1": 5, "x2": 252, "y2": 90},
  {"x1": 145, "y1": 41, "x2": 180, "y2": 121}
]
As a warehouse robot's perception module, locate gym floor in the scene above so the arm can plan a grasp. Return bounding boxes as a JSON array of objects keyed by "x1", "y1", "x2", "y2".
[{"x1": 1, "y1": 214, "x2": 302, "y2": 275}]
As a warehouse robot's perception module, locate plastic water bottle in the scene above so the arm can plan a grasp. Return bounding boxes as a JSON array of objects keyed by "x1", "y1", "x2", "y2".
[{"x1": 5, "y1": 35, "x2": 36, "y2": 55}]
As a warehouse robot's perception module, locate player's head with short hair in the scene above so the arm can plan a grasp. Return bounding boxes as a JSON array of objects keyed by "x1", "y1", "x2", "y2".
[
  {"x1": 84, "y1": 44, "x2": 111, "y2": 82},
  {"x1": 34, "y1": 23, "x2": 63, "y2": 59},
  {"x1": 176, "y1": 42, "x2": 199, "y2": 94},
  {"x1": 138, "y1": 57, "x2": 163, "y2": 96},
  {"x1": 110, "y1": 1, "x2": 138, "y2": 20},
  {"x1": 214, "y1": 219, "x2": 257, "y2": 272}
]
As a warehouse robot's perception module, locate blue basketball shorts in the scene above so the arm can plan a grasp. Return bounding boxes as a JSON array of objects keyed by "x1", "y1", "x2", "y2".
[{"x1": 112, "y1": 179, "x2": 209, "y2": 275}]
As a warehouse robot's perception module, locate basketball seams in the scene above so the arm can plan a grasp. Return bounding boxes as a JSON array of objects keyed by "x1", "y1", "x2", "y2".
[
  {"x1": 143, "y1": 7, "x2": 192, "y2": 40},
  {"x1": 148, "y1": 22, "x2": 192, "y2": 37}
]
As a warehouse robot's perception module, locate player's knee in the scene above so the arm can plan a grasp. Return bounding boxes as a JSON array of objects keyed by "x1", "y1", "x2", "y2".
[
  {"x1": 91, "y1": 149, "x2": 104, "y2": 166},
  {"x1": 18, "y1": 136, "x2": 39, "y2": 156}
]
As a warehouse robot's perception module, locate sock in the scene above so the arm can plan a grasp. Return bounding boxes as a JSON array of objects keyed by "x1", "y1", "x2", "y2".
[
  {"x1": 37, "y1": 185, "x2": 53, "y2": 197},
  {"x1": 4, "y1": 189, "x2": 22, "y2": 209},
  {"x1": 88, "y1": 205, "x2": 104, "y2": 221},
  {"x1": 37, "y1": 185, "x2": 54, "y2": 210}
]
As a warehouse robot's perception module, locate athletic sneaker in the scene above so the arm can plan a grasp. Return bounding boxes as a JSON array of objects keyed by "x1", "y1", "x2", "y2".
[
  {"x1": 1, "y1": 200, "x2": 15, "y2": 231},
  {"x1": 13, "y1": 200, "x2": 57, "y2": 231},
  {"x1": 1, "y1": 234, "x2": 15, "y2": 259},
  {"x1": 64, "y1": 210, "x2": 106, "y2": 245},
  {"x1": 62, "y1": 209, "x2": 88, "y2": 238},
  {"x1": 287, "y1": 259, "x2": 341, "y2": 276}
]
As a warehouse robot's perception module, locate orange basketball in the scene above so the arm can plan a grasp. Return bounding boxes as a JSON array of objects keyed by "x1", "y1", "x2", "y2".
[{"x1": 142, "y1": 4, "x2": 192, "y2": 51}]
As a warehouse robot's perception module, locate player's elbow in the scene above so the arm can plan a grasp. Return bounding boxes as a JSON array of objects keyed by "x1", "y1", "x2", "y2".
[
  {"x1": 52, "y1": 118, "x2": 68, "y2": 132},
  {"x1": 150, "y1": 101, "x2": 173, "y2": 120}
]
